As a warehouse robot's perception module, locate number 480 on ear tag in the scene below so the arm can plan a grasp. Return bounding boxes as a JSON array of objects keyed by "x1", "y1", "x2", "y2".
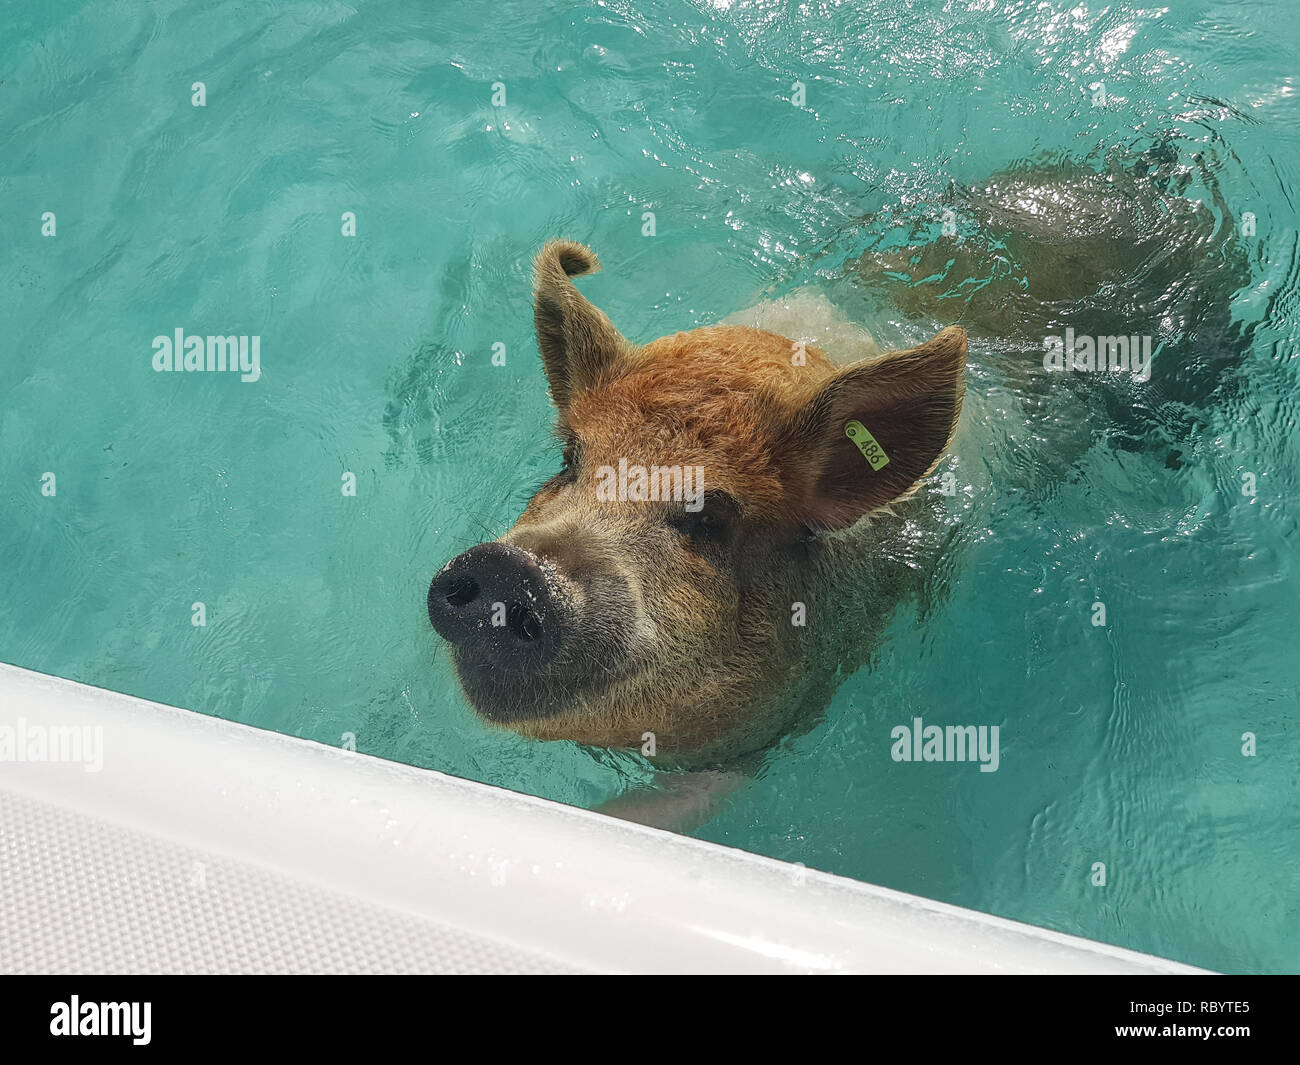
[{"x1": 845, "y1": 420, "x2": 890, "y2": 471}]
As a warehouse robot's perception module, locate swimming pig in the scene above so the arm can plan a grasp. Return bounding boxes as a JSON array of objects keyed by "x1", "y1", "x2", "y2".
[
  {"x1": 424, "y1": 143, "x2": 1248, "y2": 826},
  {"x1": 428, "y1": 240, "x2": 967, "y2": 773}
]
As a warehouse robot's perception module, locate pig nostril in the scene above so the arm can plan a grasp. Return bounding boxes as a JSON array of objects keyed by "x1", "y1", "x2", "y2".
[
  {"x1": 507, "y1": 602, "x2": 542, "y2": 641},
  {"x1": 429, "y1": 543, "x2": 563, "y2": 663},
  {"x1": 445, "y1": 577, "x2": 479, "y2": 607}
]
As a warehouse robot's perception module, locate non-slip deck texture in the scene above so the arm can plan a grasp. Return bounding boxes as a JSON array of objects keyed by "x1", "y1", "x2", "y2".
[{"x1": 0, "y1": 789, "x2": 574, "y2": 974}]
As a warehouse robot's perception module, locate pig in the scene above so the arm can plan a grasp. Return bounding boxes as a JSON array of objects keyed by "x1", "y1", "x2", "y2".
[
  {"x1": 426, "y1": 143, "x2": 1248, "y2": 827},
  {"x1": 427, "y1": 240, "x2": 967, "y2": 784}
]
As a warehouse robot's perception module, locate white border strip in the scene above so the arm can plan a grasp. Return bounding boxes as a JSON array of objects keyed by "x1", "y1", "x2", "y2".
[{"x1": 0, "y1": 662, "x2": 1204, "y2": 974}]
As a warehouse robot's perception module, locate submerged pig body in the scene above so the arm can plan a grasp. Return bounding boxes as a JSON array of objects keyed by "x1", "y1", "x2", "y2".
[{"x1": 428, "y1": 241, "x2": 966, "y2": 768}]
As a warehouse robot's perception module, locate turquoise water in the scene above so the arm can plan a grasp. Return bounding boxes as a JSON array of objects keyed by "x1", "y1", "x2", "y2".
[{"x1": 2, "y1": 0, "x2": 1297, "y2": 973}]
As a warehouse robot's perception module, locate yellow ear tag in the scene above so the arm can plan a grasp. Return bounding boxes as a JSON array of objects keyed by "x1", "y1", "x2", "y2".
[{"x1": 844, "y1": 420, "x2": 890, "y2": 471}]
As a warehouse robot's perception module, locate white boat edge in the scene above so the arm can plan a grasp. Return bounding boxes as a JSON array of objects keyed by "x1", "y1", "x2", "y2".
[{"x1": 0, "y1": 661, "x2": 1208, "y2": 975}]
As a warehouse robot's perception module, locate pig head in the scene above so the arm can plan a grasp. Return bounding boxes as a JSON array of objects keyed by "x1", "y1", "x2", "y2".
[{"x1": 428, "y1": 240, "x2": 966, "y2": 767}]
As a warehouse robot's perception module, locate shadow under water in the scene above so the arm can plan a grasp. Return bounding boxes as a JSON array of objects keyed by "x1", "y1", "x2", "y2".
[{"x1": 847, "y1": 137, "x2": 1254, "y2": 477}]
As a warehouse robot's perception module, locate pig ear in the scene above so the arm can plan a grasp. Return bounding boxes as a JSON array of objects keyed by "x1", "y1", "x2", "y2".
[
  {"x1": 533, "y1": 241, "x2": 631, "y2": 410},
  {"x1": 783, "y1": 327, "x2": 967, "y2": 531}
]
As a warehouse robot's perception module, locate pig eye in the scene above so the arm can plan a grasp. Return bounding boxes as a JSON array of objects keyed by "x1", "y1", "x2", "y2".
[
  {"x1": 550, "y1": 437, "x2": 580, "y2": 486},
  {"x1": 667, "y1": 491, "x2": 738, "y2": 545},
  {"x1": 533, "y1": 440, "x2": 580, "y2": 497}
]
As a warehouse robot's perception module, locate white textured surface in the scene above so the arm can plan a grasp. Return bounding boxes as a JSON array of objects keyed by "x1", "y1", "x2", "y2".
[
  {"x1": 0, "y1": 662, "x2": 1205, "y2": 974},
  {"x1": 0, "y1": 789, "x2": 570, "y2": 974}
]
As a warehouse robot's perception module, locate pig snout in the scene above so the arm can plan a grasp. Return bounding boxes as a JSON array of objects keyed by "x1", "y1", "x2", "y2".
[
  {"x1": 428, "y1": 531, "x2": 648, "y2": 725},
  {"x1": 427, "y1": 542, "x2": 566, "y2": 669}
]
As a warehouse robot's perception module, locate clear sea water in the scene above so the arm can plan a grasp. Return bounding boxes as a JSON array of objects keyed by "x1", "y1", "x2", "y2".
[{"x1": 2, "y1": 0, "x2": 1297, "y2": 973}]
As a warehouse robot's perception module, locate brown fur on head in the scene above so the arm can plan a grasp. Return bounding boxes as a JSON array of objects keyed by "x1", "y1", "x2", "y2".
[{"x1": 430, "y1": 240, "x2": 966, "y2": 767}]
